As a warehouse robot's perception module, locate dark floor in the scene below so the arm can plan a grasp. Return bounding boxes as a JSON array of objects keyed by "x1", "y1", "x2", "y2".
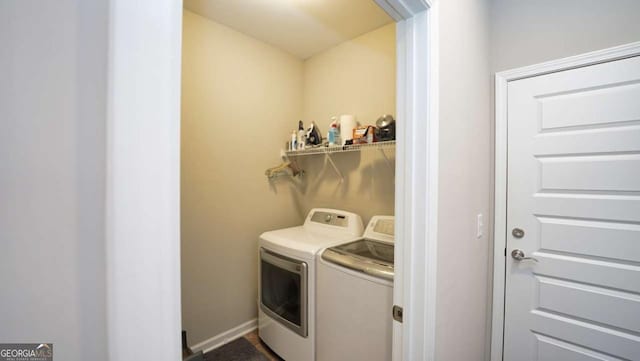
[
  {"x1": 191, "y1": 329, "x2": 283, "y2": 361},
  {"x1": 243, "y1": 330, "x2": 283, "y2": 361}
]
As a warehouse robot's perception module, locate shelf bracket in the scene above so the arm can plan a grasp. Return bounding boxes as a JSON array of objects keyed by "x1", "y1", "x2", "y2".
[
  {"x1": 324, "y1": 152, "x2": 344, "y2": 183},
  {"x1": 379, "y1": 148, "x2": 393, "y2": 170}
]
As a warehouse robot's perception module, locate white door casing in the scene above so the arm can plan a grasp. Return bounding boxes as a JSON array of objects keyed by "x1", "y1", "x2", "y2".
[
  {"x1": 106, "y1": 1, "x2": 182, "y2": 360},
  {"x1": 375, "y1": 1, "x2": 438, "y2": 360},
  {"x1": 493, "y1": 44, "x2": 640, "y2": 361}
]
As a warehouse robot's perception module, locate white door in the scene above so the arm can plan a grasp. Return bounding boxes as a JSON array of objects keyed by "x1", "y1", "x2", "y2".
[{"x1": 504, "y1": 55, "x2": 640, "y2": 361}]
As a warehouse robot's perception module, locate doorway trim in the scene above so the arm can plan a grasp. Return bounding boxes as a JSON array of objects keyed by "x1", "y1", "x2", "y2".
[
  {"x1": 490, "y1": 41, "x2": 640, "y2": 361},
  {"x1": 374, "y1": 1, "x2": 439, "y2": 360},
  {"x1": 105, "y1": 1, "x2": 183, "y2": 360}
]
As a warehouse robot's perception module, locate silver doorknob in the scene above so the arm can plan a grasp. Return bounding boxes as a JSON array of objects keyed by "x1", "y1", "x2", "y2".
[{"x1": 511, "y1": 249, "x2": 538, "y2": 262}]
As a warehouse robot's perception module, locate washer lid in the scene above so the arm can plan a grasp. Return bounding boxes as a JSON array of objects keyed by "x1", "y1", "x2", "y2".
[{"x1": 322, "y1": 239, "x2": 394, "y2": 281}]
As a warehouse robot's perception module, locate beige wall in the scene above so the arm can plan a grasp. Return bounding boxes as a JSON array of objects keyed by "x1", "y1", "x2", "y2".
[
  {"x1": 181, "y1": 10, "x2": 305, "y2": 344},
  {"x1": 298, "y1": 23, "x2": 396, "y2": 225},
  {"x1": 181, "y1": 13, "x2": 395, "y2": 344},
  {"x1": 182, "y1": 10, "x2": 395, "y2": 344},
  {"x1": 435, "y1": 0, "x2": 493, "y2": 360}
]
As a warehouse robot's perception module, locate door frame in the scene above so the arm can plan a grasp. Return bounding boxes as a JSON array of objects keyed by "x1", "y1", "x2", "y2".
[
  {"x1": 376, "y1": 1, "x2": 439, "y2": 360},
  {"x1": 105, "y1": 0, "x2": 438, "y2": 360},
  {"x1": 490, "y1": 41, "x2": 640, "y2": 361},
  {"x1": 105, "y1": 1, "x2": 183, "y2": 360}
]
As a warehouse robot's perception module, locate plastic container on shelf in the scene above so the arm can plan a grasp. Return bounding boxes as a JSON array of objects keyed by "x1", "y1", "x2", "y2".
[{"x1": 298, "y1": 120, "x2": 306, "y2": 150}]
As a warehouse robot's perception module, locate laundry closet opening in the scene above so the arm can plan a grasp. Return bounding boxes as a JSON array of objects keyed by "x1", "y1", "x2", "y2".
[{"x1": 179, "y1": 1, "x2": 398, "y2": 359}]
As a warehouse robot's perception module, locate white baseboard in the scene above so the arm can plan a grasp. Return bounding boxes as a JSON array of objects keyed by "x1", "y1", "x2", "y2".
[{"x1": 190, "y1": 318, "x2": 258, "y2": 354}]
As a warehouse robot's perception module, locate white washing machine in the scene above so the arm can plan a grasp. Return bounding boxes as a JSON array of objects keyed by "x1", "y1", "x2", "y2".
[
  {"x1": 259, "y1": 208, "x2": 363, "y2": 361},
  {"x1": 316, "y1": 216, "x2": 395, "y2": 361}
]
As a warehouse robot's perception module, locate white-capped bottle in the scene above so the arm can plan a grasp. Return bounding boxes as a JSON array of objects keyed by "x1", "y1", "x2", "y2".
[
  {"x1": 298, "y1": 120, "x2": 306, "y2": 150},
  {"x1": 291, "y1": 130, "x2": 297, "y2": 151}
]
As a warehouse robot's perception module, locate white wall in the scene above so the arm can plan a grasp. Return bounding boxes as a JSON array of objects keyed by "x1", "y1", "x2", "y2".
[
  {"x1": 0, "y1": 1, "x2": 108, "y2": 360},
  {"x1": 435, "y1": 0, "x2": 493, "y2": 360},
  {"x1": 491, "y1": 0, "x2": 640, "y2": 72},
  {"x1": 181, "y1": 10, "x2": 304, "y2": 345}
]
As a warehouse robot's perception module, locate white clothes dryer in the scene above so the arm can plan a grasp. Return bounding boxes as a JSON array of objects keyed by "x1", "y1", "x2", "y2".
[{"x1": 258, "y1": 208, "x2": 363, "y2": 361}]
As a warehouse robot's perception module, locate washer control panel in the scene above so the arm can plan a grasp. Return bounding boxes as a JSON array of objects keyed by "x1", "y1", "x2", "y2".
[
  {"x1": 365, "y1": 216, "x2": 395, "y2": 244},
  {"x1": 373, "y1": 219, "x2": 394, "y2": 236}
]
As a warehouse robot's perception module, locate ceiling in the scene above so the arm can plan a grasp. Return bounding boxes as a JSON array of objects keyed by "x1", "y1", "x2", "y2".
[{"x1": 183, "y1": 0, "x2": 394, "y2": 59}]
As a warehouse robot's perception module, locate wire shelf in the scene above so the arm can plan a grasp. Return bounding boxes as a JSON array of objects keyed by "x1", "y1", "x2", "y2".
[{"x1": 285, "y1": 140, "x2": 396, "y2": 157}]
